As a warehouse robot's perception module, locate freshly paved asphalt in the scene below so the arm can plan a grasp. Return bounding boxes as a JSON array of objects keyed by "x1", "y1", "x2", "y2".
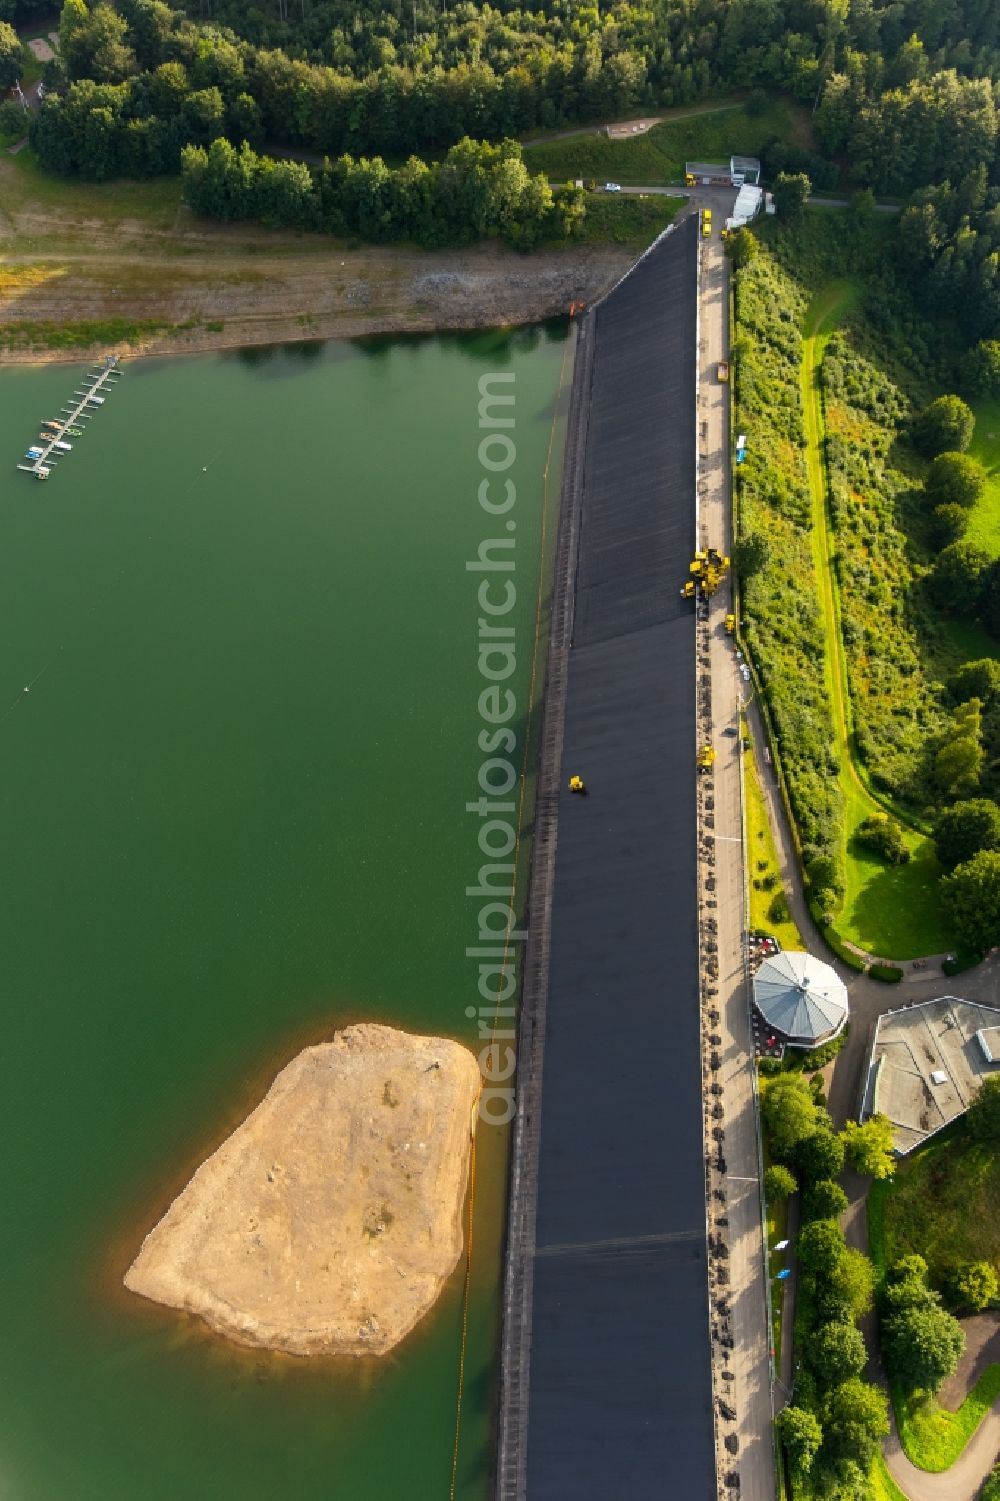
[{"x1": 523, "y1": 214, "x2": 716, "y2": 1499}]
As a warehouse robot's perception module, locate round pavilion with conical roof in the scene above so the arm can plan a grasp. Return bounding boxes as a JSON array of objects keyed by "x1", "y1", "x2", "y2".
[{"x1": 753, "y1": 950, "x2": 849, "y2": 1048}]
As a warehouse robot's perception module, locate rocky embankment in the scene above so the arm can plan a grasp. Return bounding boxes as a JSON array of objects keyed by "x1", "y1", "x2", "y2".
[{"x1": 124, "y1": 1024, "x2": 480, "y2": 1357}]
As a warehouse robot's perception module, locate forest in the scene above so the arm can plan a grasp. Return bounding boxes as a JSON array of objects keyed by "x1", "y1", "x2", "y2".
[{"x1": 11, "y1": 0, "x2": 1000, "y2": 217}]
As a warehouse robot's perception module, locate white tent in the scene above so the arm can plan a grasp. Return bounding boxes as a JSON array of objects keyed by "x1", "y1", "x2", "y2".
[
  {"x1": 726, "y1": 185, "x2": 762, "y2": 232},
  {"x1": 753, "y1": 951, "x2": 848, "y2": 1046}
]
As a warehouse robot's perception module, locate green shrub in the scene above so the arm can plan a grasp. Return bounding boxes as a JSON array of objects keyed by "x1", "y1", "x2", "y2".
[
  {"x1": 930, "y1": 501, "x2": 969, "y2": 546},
  {"x1": 854, "y1": 814, "x2": 910, "y2": 865},
  {"x1": 811, "y1": 887, "x2": 842, "y2": 923},
  {"x1": 869, "y1": 962, "x2": 904, "y2": 982},
  {"x1": 765, "y1": 1163, "x2": 798, "y2": 1201},
  {"x1": 943, "y1": 1259, "x2": 998, "y2": 1311},
  {"x1": 942, "y1": 950, "x2": 980, "y2": 976},
  {"x1": 795, "y1": 1128, "x2": 846, "y2": 1183},
  {"x1": 0, "y1": 98, "x2": 27, "y2": 141},
  {"x1": 802, "y1": 1177, "x2": 849, "y2": 1221},
  {"x1": 796, "y1": 1028, "x2": 849, "y2": 1071},
  {"x1": 913, "y1": 395, "x2": 975, "y2": 457},
  {"x1": 762, "y1": 1074, "x2": 825, "y2": 1159},
  {"x1": 768, "y1": 890, "x2": 790, "y2": 923},
  {"x1": 806, "y1": 852, "x2": 844, "y2": 896},
  {"x1": 734, "y1": 247, "x2": 844, "y2": 862},
  {"x1": 821, "y1": 925, "x2": 868, "y2": 972},
  {"x1": 966, "y1": 1075, "x2": 1000, "y2": 1144},
  {"x1": 924, "y1": 452, "x2": 986, "y2": 509}
]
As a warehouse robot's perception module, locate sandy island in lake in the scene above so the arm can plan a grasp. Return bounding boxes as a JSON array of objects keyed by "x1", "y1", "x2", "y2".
[{"x1": 124, "y1": 1024, "x2": 480, "y2": 1357}]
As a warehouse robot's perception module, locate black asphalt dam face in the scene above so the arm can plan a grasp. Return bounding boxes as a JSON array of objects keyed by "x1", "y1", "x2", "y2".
[{"x1": 503, "y1": 214, "x2": 714, "y2": 1499}]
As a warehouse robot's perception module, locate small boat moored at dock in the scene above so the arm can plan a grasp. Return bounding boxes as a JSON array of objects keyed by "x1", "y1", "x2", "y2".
[{"x1": 17, "y1": 354, "x2": 121, "y2": 482}]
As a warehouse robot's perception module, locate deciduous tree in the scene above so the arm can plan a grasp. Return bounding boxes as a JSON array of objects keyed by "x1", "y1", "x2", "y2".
[
  {"x1": 823, "y1": 1378, "x2": 889, "y2": 1469},
  {"x1": 764, "y1": 1164, "x2": 797, "y2": 1201},
  {"x1": 930, "y1": 502, "x2": 969, "y2": 547},
  {"x1": 794, "y1": 1127, "x2": 845, "y2": 1184},
  {"x1": 949, "y1": 659, "x2": 1000, "y2": 707},
  {"x1": 762, "y1": 1074, "x2": 821, "y2": 1160},
  {"x1": 810, "y1": 1321, "x2": 867, "y2": 1385},
  {"x1": 882, "y1": 1303, "x2": 965, "y2": 1392},
  {"x1": 0, "y1": 18, "x2": 23, "y2": 89},
  {"x1": 967, "y1": 340, "x2": 1000, "y2": 396},
  {"x1": 928, "y1": 540, "x2": 990, "y2": 613},
  {"x1": 841, "y1": 1115, "x2": 895, "y2": 1178},
  {"x1": 802, "y1": 1178, "x2": 848, "y2": 1221},
  {"x1": 924, "y1": 452, "x2": 986, "y2": 509},
  {"x1": 946, "y1": 1260, "x2": 998, "y2": 1311},
  {"x1": 933, "y1": 799, "x2": 1000, "y2": 871},
  {"x1": 941, "y1": 850, "x2": 1000, "y2": 953},
  {"x1": 966, "y1": 1074, "x2": 1000, "y2": 1143},
  {"x1": 913, "y1": 395, "x2": 975, "y2": 457},
  {"x1": 798, "y1": 1218, "x2": 846, "y2": 1281},
  {"x1": 773, "y1": 170, "x2": 810, "y2": 220},
  {"x1": 777, "y1": 1405, "x2": 823, "y2": 1478}
]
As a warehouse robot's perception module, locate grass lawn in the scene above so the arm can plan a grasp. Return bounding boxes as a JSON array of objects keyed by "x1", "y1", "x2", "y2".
[
  {"x1": 868, "y1": 1135, "x2": 1000, "y2": 1472},
  {"x1": 967, "y1": 396, "x2": 1000, "y2": 559},
  {"x1": 524, "y1": 98, "x2": 808, "y2": 185},
  {"x1": 933, "y1": 611, "x2": 1000, "y2": 666},
  {"x1": 869, "y1": 1126, "x2": 1000, "y2": 1279},
  {"x1": 0, "y1": 316, "x2": 176, "y2": 350},
  {"x1": 800, "y1": 283, "x2": 953, "y2": 959},
  {"x1": 839, "y1": 829, "x2": 950, "y2": 960},
  {"x1": 0, "y1": 149, "x2": 184, "y2": 232},
  {"x1": 895, "y1": 1366, "x2": 1000, "y2": 1471},
  {"x1": 869, "y1": 1456, "x2": 909, "y2": 1501},
  {"x1": 744, "y1": 740, "x2": 803, "y2": 950},
  {"x1": 765, "y1": 1170, "x2": 788, "y2": 1361},
  {"x1": 575, "y1": 193, "x2": 685, "y2": 245}
]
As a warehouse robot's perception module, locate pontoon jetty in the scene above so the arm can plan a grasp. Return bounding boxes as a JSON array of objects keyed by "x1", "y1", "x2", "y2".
[{"x1": 17, "y1": 355, "x2": 122, "y2": 481}]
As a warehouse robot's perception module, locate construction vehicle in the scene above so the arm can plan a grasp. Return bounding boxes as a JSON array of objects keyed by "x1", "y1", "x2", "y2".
[
  {"x1": 725, "y1": 612, "x2": 736, "y2": 634},
  {"x1": 697, "y1": 745, "x2": 716, "y2": 772},
  {"x1": 701, "y1": 208, "x2": 712, "y2": 237},
  {"x1": 682, "y1": 546, "x2": 730, "y2": 599},
  {"x1": 685, "y1": 172, "x2": 696, "y2": 188},
  {"x1": 568, "y1": 774, "x2": 587, "y2": 795},
  {"x1": 717, "y1": 360, "x2": 729, "y2": 382}
]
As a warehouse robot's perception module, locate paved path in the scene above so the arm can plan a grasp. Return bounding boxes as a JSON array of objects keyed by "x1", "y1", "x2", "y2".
[
  {"x1": 698, "y1": 217, "x2": 777, "y2": 1501},
  {"x1": 884, "y1": 1404, "x2": 1000, "y2": 1500}
]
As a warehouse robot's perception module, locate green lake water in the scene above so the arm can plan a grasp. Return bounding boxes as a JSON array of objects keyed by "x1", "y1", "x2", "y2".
[{"x1": 0, "y1": 326, "x2": 568, "y2": 1501}]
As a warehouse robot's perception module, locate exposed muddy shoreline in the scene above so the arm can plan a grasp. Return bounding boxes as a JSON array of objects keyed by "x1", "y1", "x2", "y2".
[{"x1": 0, "y1": 239, "x2": 637, "y2": 364}]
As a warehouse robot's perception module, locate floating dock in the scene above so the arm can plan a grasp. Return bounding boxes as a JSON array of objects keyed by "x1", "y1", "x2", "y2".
[{"x1": 17, "y1": 355, "x2": 122, "y2": 480}]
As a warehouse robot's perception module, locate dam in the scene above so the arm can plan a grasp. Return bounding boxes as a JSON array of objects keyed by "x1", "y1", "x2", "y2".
[{"x1": 498, "y1": 214, "x2": 716, "y2": 1498}]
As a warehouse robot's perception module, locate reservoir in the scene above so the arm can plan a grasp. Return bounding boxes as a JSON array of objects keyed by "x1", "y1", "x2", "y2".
[{"x1": 0, "y1": 327, "x2": 568, "y2": 1501}]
